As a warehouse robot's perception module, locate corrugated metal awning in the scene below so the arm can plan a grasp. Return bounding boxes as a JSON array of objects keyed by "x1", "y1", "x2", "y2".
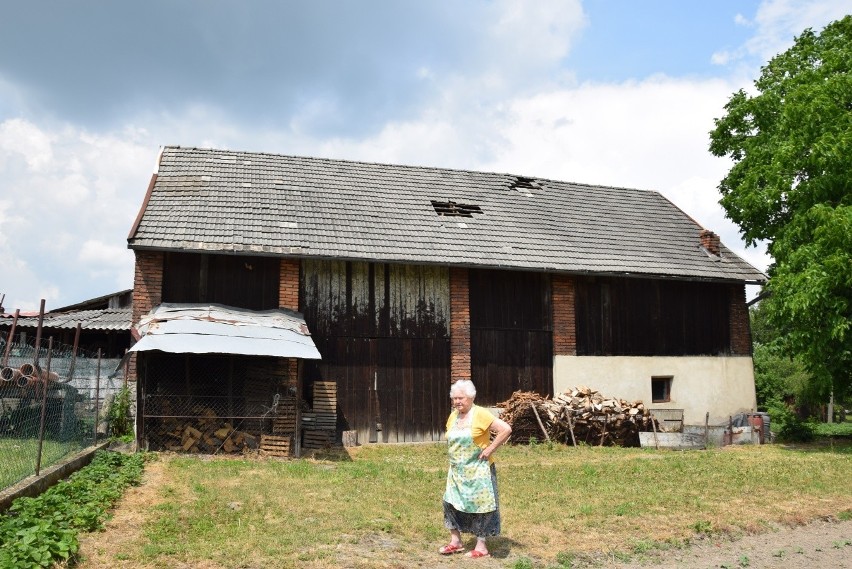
[{"x1": 129, "y1": 303, "x2": 321, "y2": 359}]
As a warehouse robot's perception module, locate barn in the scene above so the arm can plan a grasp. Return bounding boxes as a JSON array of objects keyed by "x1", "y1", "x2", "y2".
[{"x1": 126, "y1": 146, "x2": 765, "y2": 451}]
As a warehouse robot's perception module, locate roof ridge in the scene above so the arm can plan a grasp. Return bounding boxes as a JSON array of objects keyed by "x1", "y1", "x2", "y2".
[{"x1": 160, "y1": 145, "x2": 660, "y2": 196}]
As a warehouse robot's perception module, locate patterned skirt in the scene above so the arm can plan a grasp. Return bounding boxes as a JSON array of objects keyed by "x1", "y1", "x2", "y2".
[{"x1": 443, "y1": 463, "x2": 501, "y2": 538}]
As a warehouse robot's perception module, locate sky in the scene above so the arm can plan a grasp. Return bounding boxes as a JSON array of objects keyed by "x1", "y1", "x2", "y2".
[{"x1": 0, "y1": 1, "x2": 849, "y2": 312}]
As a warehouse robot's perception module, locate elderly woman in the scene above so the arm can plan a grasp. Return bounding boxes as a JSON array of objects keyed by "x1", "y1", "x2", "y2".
[{"x1": 439, "y1": 379, "x2": 512, "y2": 559}]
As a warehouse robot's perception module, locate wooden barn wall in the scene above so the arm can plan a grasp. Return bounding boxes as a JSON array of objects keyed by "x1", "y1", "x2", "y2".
[
  {"x1": 162, "y1": 252, "x2": 280, "y2": 310},
  {"x1": 301, "y1": 259, "x2": 450, "y2": 443},
  {"x1": 469, "y1": 269, "x2": 553, "y2": 404},
  {"x1": 574, "y1": 276, "x2": 731, "y2": 356}
]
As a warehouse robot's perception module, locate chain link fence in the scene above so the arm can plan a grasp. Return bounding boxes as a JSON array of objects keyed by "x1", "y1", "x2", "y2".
[
  {"x1": 0, "y1": 337, "x2": 127, "y2": 491},
  {"x1": 139, "y1": 353, "x2": 302, "y2": 456}
]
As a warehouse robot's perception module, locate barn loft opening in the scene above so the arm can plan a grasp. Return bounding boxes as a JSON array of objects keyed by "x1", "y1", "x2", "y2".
[{"x1": 431, "y1": 200, "x2": 483, "y2": 218}]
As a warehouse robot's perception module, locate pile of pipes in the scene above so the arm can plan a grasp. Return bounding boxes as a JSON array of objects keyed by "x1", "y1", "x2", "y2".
[
  {"x1": 1, "y1": 363, "x2": 61, "y2": 390},
  {"x1": 497, "y1": 386, "x2": 659, "y2": 447}
]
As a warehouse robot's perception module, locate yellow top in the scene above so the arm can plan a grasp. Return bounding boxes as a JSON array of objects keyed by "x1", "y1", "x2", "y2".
[{"x1": 446, "y1": 405, "x2": 496, "y2": 463}]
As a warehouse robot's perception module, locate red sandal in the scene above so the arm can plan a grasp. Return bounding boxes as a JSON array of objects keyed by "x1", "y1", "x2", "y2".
[
  {"x1": 466, "y1": 550, "x2": 490, "y2": 558},
  {"x1": 439, "y1": 543, "x2": 465, "y2": 555}
]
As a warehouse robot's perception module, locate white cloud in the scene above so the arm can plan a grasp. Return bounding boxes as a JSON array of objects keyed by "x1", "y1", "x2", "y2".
[
  {"x1": 713, "y1": 0, "x2": 850, "y2": 69},
  {"x1": 0, "y1": 118, "x2": 151, "y2": 311},
  {"x1": 0, "y1": 118, "x2": 54, "y2": 170},
  {"x1": 489, "y1": 0, "x2": 587, "y2": 64}
]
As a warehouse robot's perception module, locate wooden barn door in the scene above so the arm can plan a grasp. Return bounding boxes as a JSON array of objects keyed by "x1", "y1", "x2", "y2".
[
  {"x1": 302, "y1": 260, "x2": 450, "y2": 444},
  {"x1": 470, "y1": 269, "x2": 553, "y2": 405}
]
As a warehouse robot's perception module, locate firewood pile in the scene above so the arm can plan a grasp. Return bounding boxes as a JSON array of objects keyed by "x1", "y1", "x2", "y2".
[
  {"x1": 152, "y1": 407, "x2": 259, "y2": 453},
  {"x1": 497, "y1": 386, "x2": 659, "y2": 447}
]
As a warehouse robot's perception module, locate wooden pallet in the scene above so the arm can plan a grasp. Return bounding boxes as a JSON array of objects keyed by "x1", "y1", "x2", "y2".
[
  {"x1": 260, "y1": 434, "x2": 292, "y2": 457},
  {"x1": 302, "y1": 429, "x2": 334, "y2": 449}
]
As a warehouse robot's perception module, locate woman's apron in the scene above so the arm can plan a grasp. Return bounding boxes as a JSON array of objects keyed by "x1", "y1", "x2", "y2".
[{"x1": 443, "y1": 410, "x2": 497, "y2": 513}]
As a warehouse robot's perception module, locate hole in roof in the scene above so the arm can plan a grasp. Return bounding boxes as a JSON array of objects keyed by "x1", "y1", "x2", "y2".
[
  {"x1": 509, "y1": 176, "x2": 539, "y2": 192},
  {"x1": 431, "y1": 200, "x2": 483, "y2": 218}
]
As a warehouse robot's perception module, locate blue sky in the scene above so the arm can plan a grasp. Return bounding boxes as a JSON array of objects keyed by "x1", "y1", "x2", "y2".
[{"x1": 0, "y1": 0, "x2": 848, "y2": 311}]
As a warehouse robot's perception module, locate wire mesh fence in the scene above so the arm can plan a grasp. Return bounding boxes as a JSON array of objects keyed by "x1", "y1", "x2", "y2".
[
  {"x1": 139, "y1": 353, "x2": 304, "y2": 456},
  {"x1": 0, "y1": 336, "x2": 127, "y2": 492}
]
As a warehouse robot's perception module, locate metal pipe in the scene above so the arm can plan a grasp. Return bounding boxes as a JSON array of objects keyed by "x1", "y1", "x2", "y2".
[
  {"x1": 17, "y1": 375, "x2": 37, "y2": 388},
  {"x1": 18, "y1": 363, "x2": 58, "y2": 382},
  {"x1": 1, "y1": 367, "x2": 21, "y2": 382},
  {"x1": 2, "y1": 309, "x2": 20, "y2": 366}
]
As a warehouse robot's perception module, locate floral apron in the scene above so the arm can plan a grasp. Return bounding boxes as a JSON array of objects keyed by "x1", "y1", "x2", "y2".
[{"x1": 443, "y1": 411, "x2": 497, "y2": 513}]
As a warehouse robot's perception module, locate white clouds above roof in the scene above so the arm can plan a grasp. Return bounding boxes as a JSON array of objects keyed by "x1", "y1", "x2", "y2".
[{"x1": 0, "y1": 0, "x2": 844, "y2": 309}]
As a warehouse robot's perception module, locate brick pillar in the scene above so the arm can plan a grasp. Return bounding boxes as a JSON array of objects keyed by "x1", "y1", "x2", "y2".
[
  {"x1": 279, "y1": 258, "x2": 300, "y2": 311},
  {"x1": 729, "y1": 283, "x2": 752, "y2": 355},
  {"x1": 132, "y1": 250, "x2": 164, "y2": 326},
  {"x1": 278, "y1": 258, "x2": 301, "y2": 388},
  {"x1": 129, "y1": 250, "x2": 164, "y2": 382},
  {"x1": 450, "y1": 267, "x2": 471, "y2": 382},
  {"x1": 552, "y1": 274, "x2": 577, "y2": 355}
]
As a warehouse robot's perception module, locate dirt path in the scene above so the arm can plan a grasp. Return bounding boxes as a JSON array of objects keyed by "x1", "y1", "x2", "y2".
[
  {"x1": 75, "y1": 458, "x2": 851, "y2": 568},
  {"x1": 598, "y1": 518, "x2": 852, "y2": 569}
]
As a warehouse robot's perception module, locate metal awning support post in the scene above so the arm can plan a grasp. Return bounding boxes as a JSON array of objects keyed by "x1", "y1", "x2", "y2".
[
  {"x1": 94, "y1": 349, "x2": 102, "y2": 445},
  {"x1": 66, "y1": 323, "x2": 82, "y2": 383},
  {"x1": 35, "y1": 337, "x2": 53, "y2": 476},
  {"x1": 2, "y1": 309, "x2": 20, "y2": 366},
  {"x1": 32, "y1": 300, "x2": 46, "y2": 371}
]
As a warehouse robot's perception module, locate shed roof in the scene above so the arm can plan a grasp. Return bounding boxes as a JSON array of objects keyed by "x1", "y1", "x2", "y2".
[
  {"x1": 128, "y1": 146, "x2": 766, "y2": 283},
  {"x1": 0, "y1": 308, "x2": 131, "y2": 332}
]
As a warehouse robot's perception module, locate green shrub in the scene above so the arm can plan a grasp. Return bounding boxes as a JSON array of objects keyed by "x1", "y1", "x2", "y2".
[{"x1": 107, "y1": 386, "x2": 134, "y2": 438}]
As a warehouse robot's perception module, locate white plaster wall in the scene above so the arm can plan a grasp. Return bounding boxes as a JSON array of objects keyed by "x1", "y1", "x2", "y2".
[{"x1": 553, "y1": 356, "x2": 757, "y2": 425}]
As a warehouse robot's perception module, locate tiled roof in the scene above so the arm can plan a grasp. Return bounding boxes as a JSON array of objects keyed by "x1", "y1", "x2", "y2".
[
  {"x1": 0, "y1": 308, "x2": 131, "y2": 332},
  {"x1": 127, "y1": 146, "x2": 766, "y2": 283}
]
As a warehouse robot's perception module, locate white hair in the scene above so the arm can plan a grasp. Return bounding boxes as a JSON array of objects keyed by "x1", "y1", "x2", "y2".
[{"x1": 450, "y1": 379, "x2": 476, "y2": 399}]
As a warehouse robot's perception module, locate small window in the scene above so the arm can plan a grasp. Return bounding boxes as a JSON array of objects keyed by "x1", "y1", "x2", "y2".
[
  {"x1": 651, "y1": 376, "x2": 672, "y2": 403},
  {"x1": 431, "y1": 200, "x2": 483, "y2": 218}
]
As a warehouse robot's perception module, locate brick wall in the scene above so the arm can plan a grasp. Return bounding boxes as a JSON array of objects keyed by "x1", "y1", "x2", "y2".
[
  {"x1": 129, "y1": 250, "x2": 164, "y2": 382},
  {"x1": 552, "y1": 274, "x2": 577, "y2": 355},
  {"x1": 279, "y1": 258, "x2": 300, "y2": 311},
  {"x1": 729, "y1": 283, "x2": 752, "y2": 355},
  {"x1": 449, "y1": 267, "x2": 471, "y2": 382}
]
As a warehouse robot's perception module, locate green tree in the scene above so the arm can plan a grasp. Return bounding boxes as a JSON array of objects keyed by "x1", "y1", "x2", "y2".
[{"x1": 710, "y1": 16, "x2": 852, "y2": 402}]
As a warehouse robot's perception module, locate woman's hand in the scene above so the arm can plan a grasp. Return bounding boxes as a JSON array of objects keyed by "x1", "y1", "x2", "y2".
[{"x1": 479, "y1": 417, "x2": 512, "y2": 460}]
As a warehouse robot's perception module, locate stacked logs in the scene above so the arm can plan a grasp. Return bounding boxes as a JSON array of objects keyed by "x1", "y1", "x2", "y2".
[
  {"x1": 150, "y1": 407, "x2": 259, "y2": 454},
  {"x1": 497, "y1": 386, "x2": 658, "y2": 447}
]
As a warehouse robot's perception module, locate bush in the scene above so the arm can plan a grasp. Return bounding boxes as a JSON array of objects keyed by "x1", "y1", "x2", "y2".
[
  {"x1": 767, "y1": 401, "x2": 814, "y2": 442},
  {"x1": 107, "y1": 386, "x2": 134, "y2": 438}
]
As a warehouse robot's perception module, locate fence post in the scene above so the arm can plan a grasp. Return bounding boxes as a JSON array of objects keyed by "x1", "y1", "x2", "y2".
[
  {"x1": 35, "y1": 338, "x2": 54, "y2": 476},
  {"x1": 2, "y1": 309, "x2": 19, "y2": 366},
  {"x1": 95, "y1": 349, "x2": 102, "y2": 445}
]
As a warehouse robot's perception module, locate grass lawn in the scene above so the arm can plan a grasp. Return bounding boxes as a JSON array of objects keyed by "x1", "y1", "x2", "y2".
[
  {"x1": 0, "y1": 437, "x2": 79, "y2": 489},
  {"x1": 80, "y1": 441, "x2": 852, "y2": 568}
]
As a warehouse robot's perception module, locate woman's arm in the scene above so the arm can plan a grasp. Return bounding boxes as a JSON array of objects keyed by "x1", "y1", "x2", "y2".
[{"x1": 479, "y1": 416, "x2": 512, "y2": 460}]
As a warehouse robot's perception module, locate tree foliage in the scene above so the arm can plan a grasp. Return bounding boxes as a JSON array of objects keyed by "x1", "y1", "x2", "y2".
[{"x1": 710, "y1": 16, "x2": 852, "y2": 400}]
